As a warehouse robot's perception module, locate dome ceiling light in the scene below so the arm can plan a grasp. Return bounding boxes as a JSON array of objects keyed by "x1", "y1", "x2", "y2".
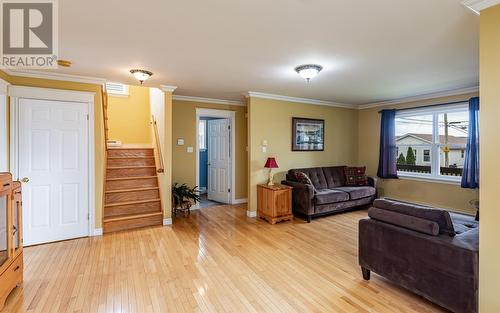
[
  {"x1": 294, "y1": 64, "x2": 323, "y2": 82},
  {"x1": 130, "y1": 69, "x2": 153, "y2": 84}
]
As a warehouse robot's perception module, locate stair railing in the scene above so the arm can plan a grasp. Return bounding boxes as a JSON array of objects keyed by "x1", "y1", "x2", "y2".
[{"x1": 151, "y1": 115, "x2": 164, "y2": 173}]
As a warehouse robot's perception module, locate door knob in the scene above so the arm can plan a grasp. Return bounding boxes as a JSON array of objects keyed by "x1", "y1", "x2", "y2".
[{"x1": 21, "y1": 177, "x2": 29, "y2": 183}]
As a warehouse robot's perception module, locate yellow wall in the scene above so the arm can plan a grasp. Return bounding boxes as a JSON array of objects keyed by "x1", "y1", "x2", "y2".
[
  {"x1": 0, "y1": 70, "x2": 105, "y2": 228},
  {"x1": 248, "y1": 97, "x2": 358, "y2": 212},
  {"x1": 172, "y1": 100, "x2": 248, "y2": 200},
  {"x1": 107, "y1": 85, "x2": 151, "y2": 145},
  {"x1": 358, "y1": 93, "x2": 479, "y2": 214},
  {"x1": 479, "y1": 4, "x2": 500, "y2": 312},
  {"x1": 158, "y1": 91, "x2": 173, "y2": 220}
]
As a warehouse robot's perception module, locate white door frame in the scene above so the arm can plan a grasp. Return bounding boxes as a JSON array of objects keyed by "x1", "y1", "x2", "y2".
[
  {"x1": 0, "y1": 78, "x2": 9, "y2": 171},
  {"x1": 195, "y1": 108, "x2": 236, "y2": 205},
  {"x1": 8, "y1": 85, "x2": 97, "y2": 237}
]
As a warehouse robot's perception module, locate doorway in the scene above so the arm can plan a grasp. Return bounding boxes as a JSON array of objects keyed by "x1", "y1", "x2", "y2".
[{"x1": 196, "y1": 109, "x2": 235, "y2": 208}]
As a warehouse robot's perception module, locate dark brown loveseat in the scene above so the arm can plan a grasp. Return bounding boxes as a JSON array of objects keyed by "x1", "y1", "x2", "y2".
[
  {"x1": 359, "y1": 198, "x2": 479, "y2": 313},
  {"x1": 281, "y1": 166, "x2": 377, "y2": 222}
]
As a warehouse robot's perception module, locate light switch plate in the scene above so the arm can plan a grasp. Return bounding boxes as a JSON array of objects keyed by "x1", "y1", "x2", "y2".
[
  {"x1": 177, "y1": 138, "x2": 184, "y2": 145},
  {"x1": 187, "y1": 146, "x2": 194, "y2": 153},
  {"x1": 262, "y1": 146, "x2": 267, "y2": 153}
]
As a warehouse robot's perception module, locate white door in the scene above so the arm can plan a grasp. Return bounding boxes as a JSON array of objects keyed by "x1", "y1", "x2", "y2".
[
  {"x1": 207, "y1": 119, "x2": 231, "y2": 203},
  {"x1": 18, "y1": 98, "x2": 89, "y2": 246}
]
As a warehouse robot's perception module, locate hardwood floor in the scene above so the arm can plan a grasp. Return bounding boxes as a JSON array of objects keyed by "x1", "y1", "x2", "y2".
[{"x1": 2, "y1": 205, "x2": 446, "y2": 313}]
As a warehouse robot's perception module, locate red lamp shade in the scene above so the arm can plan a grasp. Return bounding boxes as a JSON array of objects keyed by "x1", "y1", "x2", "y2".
[{"x1": 264, "y1": 157, "x2": 279, "y2": 169}]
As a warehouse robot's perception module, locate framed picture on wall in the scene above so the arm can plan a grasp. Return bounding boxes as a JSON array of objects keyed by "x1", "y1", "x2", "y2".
[{"x1": 292, "y1": 117, "x2": 325, "y2": 151}]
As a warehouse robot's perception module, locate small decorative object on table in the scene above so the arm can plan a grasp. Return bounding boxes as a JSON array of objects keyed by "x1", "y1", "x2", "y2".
[
  {"x1": 172, "y1": 183, "x2": 201, "y2": 217},
  {"x1": 257, "y1": 184, "x2": 293, "y2": 224},
  {"x1": 264, "y1": 157, "x2": 279, "y2": 186}
]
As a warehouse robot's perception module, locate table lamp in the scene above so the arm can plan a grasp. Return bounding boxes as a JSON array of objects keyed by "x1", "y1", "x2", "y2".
[{"x1": 264, "y1": 157, "x2": 279, "y2": 186}]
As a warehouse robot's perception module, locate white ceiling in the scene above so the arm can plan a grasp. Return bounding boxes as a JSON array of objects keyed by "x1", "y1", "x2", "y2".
[{"x1": 51, "y1": 0, "x2": 478, "y2": 105}]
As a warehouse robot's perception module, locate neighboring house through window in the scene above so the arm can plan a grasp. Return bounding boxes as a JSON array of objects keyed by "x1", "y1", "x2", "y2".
[{"x1": 395, "y1": 103, "x2": 469, "y2": 182}]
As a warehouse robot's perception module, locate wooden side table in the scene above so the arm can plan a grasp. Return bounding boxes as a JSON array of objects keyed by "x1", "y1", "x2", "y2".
[{"x1": 257, "y1": 184, "x2": 293, "y2": 224}]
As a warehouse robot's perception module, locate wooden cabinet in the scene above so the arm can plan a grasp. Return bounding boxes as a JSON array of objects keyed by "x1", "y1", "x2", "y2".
[
  {"x1": 257, "y1": 184, "x2": 293, "y2": 224},
  {"x1": 0, "y1": 173, "x2": 23, "y2": 311}
]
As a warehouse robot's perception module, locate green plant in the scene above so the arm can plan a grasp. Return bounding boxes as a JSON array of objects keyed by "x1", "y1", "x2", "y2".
[
  {"x1": 406, "y1": 147, "x2": 416, "y2": 165},
  {"x1": 397, "y1": 153, "x2": 406, "y2": 165},
  {"x1": 172, "y1": 183, "x2": 201, "y2": 208}
]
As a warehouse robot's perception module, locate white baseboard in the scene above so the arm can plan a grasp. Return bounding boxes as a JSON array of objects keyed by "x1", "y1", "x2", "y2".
[
  {"x1": 163, "y1": 218, "x2": 172, "y2": 226},
  {"x1": 92, "y1": 228, "x2": 103, "y2": 236},
  {"x1": 246, "y1": 210, "x2": 257, "y2": 218},
  {"x1": 233, "y1": 198, "x2": 248, "y2": 204}
]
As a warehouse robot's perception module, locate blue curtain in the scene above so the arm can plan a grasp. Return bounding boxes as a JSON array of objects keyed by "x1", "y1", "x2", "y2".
[
  {"x1": 377, "y1": 109, "x2": 398, "y2": 179},
  {"x1": 461, "y1": 97, "x2": 480, "y2": 189}
]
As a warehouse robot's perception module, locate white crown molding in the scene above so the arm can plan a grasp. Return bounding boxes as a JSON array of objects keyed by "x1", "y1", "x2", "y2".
[
  {"x1": 357, "y1": 86, "x2": 479, "y2": 110},
  {"x1": 173, "y1": 95, "x2": 245, "y2": 106},
  {"x1": 462, "y1": 0, "x2": 500, "y2": 14},
  {"x1": 163, "y1": 218, "x2": 172, "y2": 226},
  {"x1": 3, "y1": 69, "x2": 106, "y2": 85},
  {"x1": 246, "y1": 91, "x2": 356, "y2": 109},
  {"x1": 246, "y1": 210, "x2": 257, "y2": 218},
  {"x1": 160, "y1": 85, "x2": 177, "y2": 93}
]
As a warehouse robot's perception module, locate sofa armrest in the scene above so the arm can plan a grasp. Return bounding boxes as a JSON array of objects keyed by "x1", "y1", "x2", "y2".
[
  {"x1": 367, "y1": 176, "x2": 377, "y2": 188},
  {"x1": 281, "y1": 180, "x2": 315, "y2": 216}
]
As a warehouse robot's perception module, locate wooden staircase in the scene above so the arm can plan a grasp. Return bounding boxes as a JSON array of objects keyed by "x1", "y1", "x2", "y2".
[{"x1": 103, "y1": 148, "x2": 163, "y2": 233}]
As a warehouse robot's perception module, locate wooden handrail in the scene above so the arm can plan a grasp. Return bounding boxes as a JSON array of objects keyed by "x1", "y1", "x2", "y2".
[
  {"x1": 101, "y1": 87, "x2": 109, "y2": 150},
  {"x1": 152, "y1": 115, "x2": 164, "y2": 173}
]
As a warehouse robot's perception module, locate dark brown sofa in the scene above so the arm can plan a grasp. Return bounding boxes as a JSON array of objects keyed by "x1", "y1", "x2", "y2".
[
  {"x1": 281, "y1": 166, "x2": 377, "y2": 222},
  {"x1": 359, "y1": 198, "x2": 479, "y2": 313}
]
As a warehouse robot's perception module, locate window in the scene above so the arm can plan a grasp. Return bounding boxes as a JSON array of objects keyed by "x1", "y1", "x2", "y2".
[
  {"x1": 199, "y1": 120, "x2": 207, "y2": 150},
  {"x1": 423, "y1": 150, "x2": 430, "y2": 162},
  {"x1": 395, "y1": 103, "x2": 469, "y2": 181}
]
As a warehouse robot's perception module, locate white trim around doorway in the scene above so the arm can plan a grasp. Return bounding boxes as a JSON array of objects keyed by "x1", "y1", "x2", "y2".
[
  {"x1": 195, "y1": 108, "x2": 236, "y2": 206},
  {"x1": 8, "y1": 85, "x2": 97, "y2": 238}
]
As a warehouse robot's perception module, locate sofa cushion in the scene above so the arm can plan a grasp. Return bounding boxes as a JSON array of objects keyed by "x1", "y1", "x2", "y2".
[
  {"x1": 450, "y1": 212, "x2": 478, "y2": 235},
  {"x1": 334, "y1": 186, "x2": 376, "y2": 200},
  {"x1": 294, "y1": 172, "x2": 317, "y2": 191},
  {"x1": 368, "y1": 207, "x2": 440, "y2": 236},
  {"x1": 289, "y1": 168, "x2": 328, "y2": 190},
  {"x1": 344, "y1": 166, "x2": 368, "y2": 186},
  {"x1": 322, "y1": 166, "x2": 346, "y2": 188},
  {"x1": 314, "y1": 189, "x2": 349, "y2": 205},
  {"x1": 373, "y1": 198, "x2": 456, "y2": 236}
]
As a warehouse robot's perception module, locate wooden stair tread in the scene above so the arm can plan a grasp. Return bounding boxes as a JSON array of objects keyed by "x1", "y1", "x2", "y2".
[
  {"x1": 105, "y1": 187, "x2": 159, "y2": 194},
  {"x1": 108, "y1": 147, "x2": 153, "y2": 150},
  {"x1": 104, "y1": 198, "x2": 161, "y2": 207},
  {"x1": 107, "y1": 156, "x2": 155, "y2": 159},
  {"x1": 106, "y1": 176, "x2": 157, "y2": 181},
  {"x1": 104, "y1": 211, "x2": 163, "y2": 223},
  {"x1": 107, "y1": 166, "x2": 156, "y2": 169}
]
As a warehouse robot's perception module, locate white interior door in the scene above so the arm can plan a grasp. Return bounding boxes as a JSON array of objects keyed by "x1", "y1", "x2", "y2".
[
  {"x1": 207, "y1": 118, "x2": 231, "y2": 203},
  {"x1": 18, "y1": 98, "x2": 89, "y2": 246}
]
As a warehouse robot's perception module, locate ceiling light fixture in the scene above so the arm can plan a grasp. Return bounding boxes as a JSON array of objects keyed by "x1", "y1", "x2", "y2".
[
  {"x1": 130, "y1": 69, "x2": 153, "y2": 84},
  {"x1": 294, "y1": 64, "x2": 323, "y2": 82}
]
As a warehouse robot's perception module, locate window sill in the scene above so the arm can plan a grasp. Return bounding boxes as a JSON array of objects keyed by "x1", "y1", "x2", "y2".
[{"x1": 396, "y1": 173, "x2": 462, "y2": 185}]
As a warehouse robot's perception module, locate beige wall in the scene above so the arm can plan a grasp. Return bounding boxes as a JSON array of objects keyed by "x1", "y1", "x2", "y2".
[
  {"x1": 107, "y1": 85, "x2": 151, "y2": 145},
  {"x1": 479, "y1": 4, "x2": 500, "y2": 312},
  {"x1": 0, "y1": 70, "x2": 105, "y2": 228},
  {"x1": 248, "y1": 97, "x2": 358, "y2": 212},
  {"x1": 358, "y1": 93, "x2": 479, "y2": 214},
  {"x1": 172, "y1": 100, "x2": 248, "y2": 200}
]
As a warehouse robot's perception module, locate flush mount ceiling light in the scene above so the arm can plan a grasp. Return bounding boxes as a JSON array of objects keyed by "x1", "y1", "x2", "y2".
[
  {"x1": 130, "y1": 69, "x2": 153, "y2": 84},
  {"x1": 294, "y1": 64, "x2": 323, "y2": 82}
]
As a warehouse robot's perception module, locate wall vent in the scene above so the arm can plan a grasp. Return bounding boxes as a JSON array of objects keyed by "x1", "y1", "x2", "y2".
[{"x1": 106, "y1": 83, "x2": 129, "y2": 97}]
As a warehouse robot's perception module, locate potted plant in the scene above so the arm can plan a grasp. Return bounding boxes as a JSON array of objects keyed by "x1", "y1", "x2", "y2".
[{"x1": 172, "y1": 183, "x2": 201, "y2": 217}]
